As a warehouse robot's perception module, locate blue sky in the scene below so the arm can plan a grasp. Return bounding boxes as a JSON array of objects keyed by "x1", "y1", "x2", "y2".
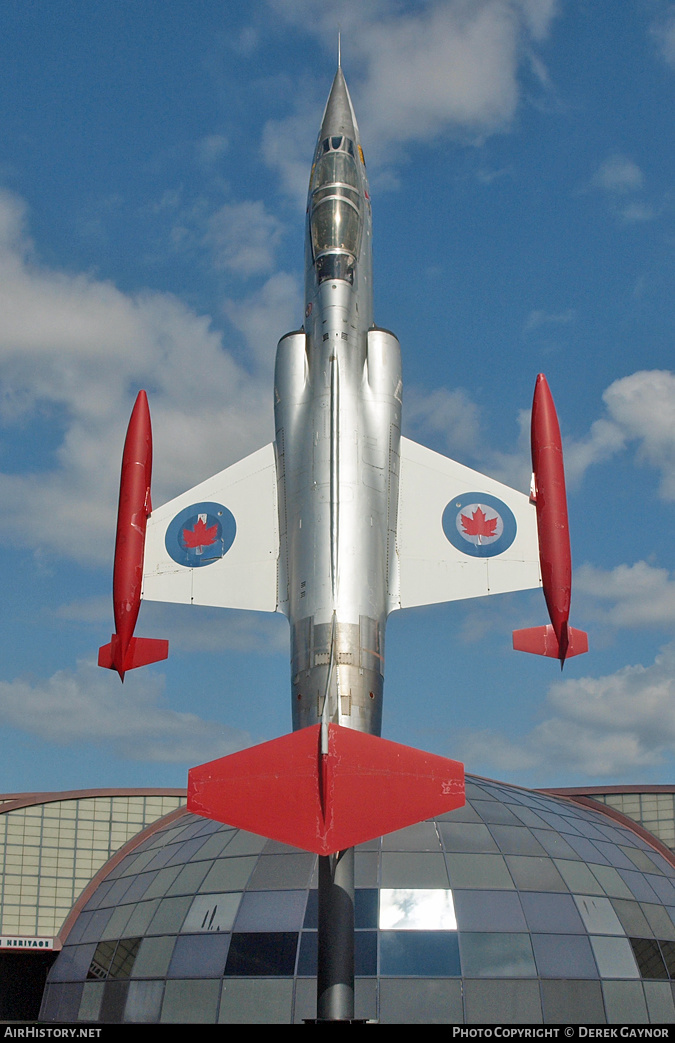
[{"x1": 1, "y1": 0, "x2": 675, "y2": 794}]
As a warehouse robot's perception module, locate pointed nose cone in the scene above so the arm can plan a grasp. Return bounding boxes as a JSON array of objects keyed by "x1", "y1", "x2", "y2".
[{"x1": 319, "y1": 66, "x2": 359, "y2": 143}]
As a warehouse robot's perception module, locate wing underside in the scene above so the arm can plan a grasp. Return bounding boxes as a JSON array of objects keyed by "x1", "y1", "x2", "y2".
[
  {"x1": 142, "y1": 443, "x2": 279, "y2": 612},
  {"x1": 396, "y1": 436, "x2": 541, "y2": 609}
]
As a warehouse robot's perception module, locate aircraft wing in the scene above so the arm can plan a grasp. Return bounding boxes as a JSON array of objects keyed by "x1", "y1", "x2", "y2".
[
  {"x1": 142, "y1": 443, "x2": 279, "y2": 612},
  {"x1": 396, "y1": 436, "x2": 541, "y2": 609}
]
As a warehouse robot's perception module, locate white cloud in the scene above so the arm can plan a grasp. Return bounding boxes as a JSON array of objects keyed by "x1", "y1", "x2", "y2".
[
  {"x1": 592, "y1": 154, "x2": 644, "y2": 194},
  {"x1": 0, "y1": 660, "x2": 250, "y2": 763},
  {"x1": 0, "y1": 190, "x2": 281, "y2": 565},
  {"x1": 224, "y1": 271, "x2": 302, "y2": 370},
  {"x1": 204, "y1": 200, "x2": 284, "y2": 276},
  {"x1": 197, "y1": 134, "x2": 229, "y2": 167},
  {"x1": 576, "y1": 561, "x2": 675, "y2": 628},
  {"x1": 565, "y1": 370, "x2": 675, "y2": 496},
  {"x1": 265, "y1": 0, "x2": 560, "y2": 197},
  {"x1": 458, "y1": 642, "x2": 675, "y2": 780},
  {"x1": 620, "y1": 201, "x2": 656, "y2": 223},
  {"x1": 651, "y1": 6, "x2": 675, "y2": 68},
  {"x1": 523, "y1": 308, "x2": 575, "y2": 333},
  {"x1": 404, "y1": 386, "x2": 482, "y2": 456}
]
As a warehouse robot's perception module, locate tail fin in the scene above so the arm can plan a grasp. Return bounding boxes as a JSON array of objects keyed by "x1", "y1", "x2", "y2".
[
  {"x1": 98, "y1": 635, "x2": 169, "y2": 679},
  {"x1": 188, "y1": 723, "x2": 465, "y2": 855},
  {"x1": 512, "y1": 624, "x2": 588, "y2": 662}
]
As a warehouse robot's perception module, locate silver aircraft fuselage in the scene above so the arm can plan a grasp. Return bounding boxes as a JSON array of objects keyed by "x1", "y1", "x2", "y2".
[{"x1": 274, "y1": 69, "x2": 401, "y2": 736}]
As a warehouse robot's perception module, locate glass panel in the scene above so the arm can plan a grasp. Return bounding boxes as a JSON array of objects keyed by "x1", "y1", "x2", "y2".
[
  {"x1": 116, "y1": 873, "x2": 157, "y2": 906},
  {"x1": 574, "y1": 894, "x2": 625, "y2": 935},
  {"x1": 78, "y1": 981, "x2": 104, "y2": 1022},
  {"x1": 487, "y1": 826, "x2": 546, "y2": 856},
  {"x1": 589, "y1": 864, "x2": 634, "y2": 899},
  {"x1": 610, "y1": 899, "x2": 651, "y2": 937},
  {"x1": 100, "y1": 981, "x2": 128, "y2": 1023},
  {"x1": 532, "y1": 933, "x2": 598, "y2": 978},
  {"x1": 183, "y1": 892, "x2": 242, "y2": 934},
  {"x1": 146, "y1": 896, "x2": 191, "y2": 935},
  {"x1": 644, "y1": 980, "x2": 675, "y2": 1021},
  {"x1": 160, "y1": 979, "x2": 220, "y2": 1024},
  {"x1": 130, "y1": 936, "x2": 175, "y2": 978},
  {"x1": 199, "y1": 857, "x2": 257, "y2": 893},
  {"x1": 530, "y1": 829, "x2": 579, "y2": 860},
  {"x1": 459, "y1": 933, "x2": 536, "y2": 977},
  {"x1": 234, "y1": 890, "x2": 307, "y2": 932},
  {"x1": 381, "y1": 853, "x2": 449, "y2": 888},
  {"x1": 641, "y1": 901, "x2": 675, "y2": 940},
  {"x1": 109, "y1": 937, "x2": 141, "y2": 978},
  {"x1": 355, "y1": 931, "x2": 377, "y2": 975},
  {"x1": 629, "y1": 938, "x2": 668, "y2": 979},
  {"x1": 505, "y1": 857, "x2": 567, "y2": 892},
  {"x1": 218, "y1": 979, "x2": 294, "y2": 1024},
  {"x1": 471, "y1": 801, "x2": 519, "y2": 825},
  {"x1": 225, "y1": 932, "x2": 298, "y2": 976},
  {"x1": 166, "y1": 860, "x2": 213, "y2": 897},
  {"x1": 590, "y1": 936, "x2": 640, "y2": 978},
  {"x1": 49, "y1": 943, "x2": 96, "y2": 982},
  {"x1": 219, "y1": 832, "x2": 267, "y2": 857},
  {"x1": 520, "y1": 892, "x2": 585, "y2": 933},
  {"x1": 659, "y1": 939, "x2": 675, "y2": 976},
  {"x1": 382, "y1": 823, "x2": 441, "y2": 851},
  {"x1": 601, "y1": 981, "x2": 648, "y2": 1024},
  {"x1": 355, "y1": 889, "x2": 378, "y2": 928},
  {"x1": 123, "y1": 980, "x2": 163, "y2": 1024},
  {"x1": 379, "y1": 889, "x2": 456, "y2": 930},
  {"x1": 378, "y1": 979, "x2": 463, "y2": 1025},
  {"x1": 453, "y1": 890, "x2": 526, "y2": 932},
  {"x1": 554, "y1": 859, "x2": 605, "y2": 895},
  {"x1": 168, "y1": 933, "x2": 230, "y2": 978},
  {"x1": 297, "y1": 932, "x2": 317, "y2": 975},
  {"x1": 621, "y1": 846, "x2": 663, "y2": 873},
  {"x1": 439, "y1": 823, "x2": 499, "y2": 853},
  {"x1": 540, "y1": 981, "x2": 605, "y2": 1025},
  {"x1": 192, "y1": 831, "x2": 236, "y2": 861},
  {"x1": 379, "y1": 931, "x2": 460, "y2": 977},
  {"x1": 445, "y1": 854, "x2": 514, "y2": 890},
  {"x1": 617, "y1": 870, "x2": 659, "y2": 903},
  {"x1": 122, "y1": 900, "x2": 160, "y2": 937},
  {"x1": 645, "y1": 875, "x2": 675, "y2": 905},
  {"x1": 142, "y1": 866, "x2": 182, "y2": 899},
  {"x1": 248, "y1": 854, "x2": 315, "y2": 890}
]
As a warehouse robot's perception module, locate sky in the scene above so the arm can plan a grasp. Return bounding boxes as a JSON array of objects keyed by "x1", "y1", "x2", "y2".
[{"x1": 1, "y1": 0, "x2": 675, "y2": 795}]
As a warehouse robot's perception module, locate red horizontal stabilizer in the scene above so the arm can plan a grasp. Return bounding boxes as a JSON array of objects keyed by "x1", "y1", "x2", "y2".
[
  {"x1": 98, "y1": 634, "x2": 169, "y2": 678},
  {"x1": 512, "y1": 624, "x2": 588, "y2": 661},
  {"x1": 565, "y1": 626, "x2": 589, "y2": 658},
  {"x1": 188, "y1": 723, "x2": 465, "y2": 855}
]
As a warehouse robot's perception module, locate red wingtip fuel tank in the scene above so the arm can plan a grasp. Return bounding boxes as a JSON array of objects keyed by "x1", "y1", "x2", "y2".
[
  {"x1": 98, "y1": 391, "x2": 168, "y2": 680},
  {"x1": 513, "y1": 374, "x2": 588, "y2": 666}
]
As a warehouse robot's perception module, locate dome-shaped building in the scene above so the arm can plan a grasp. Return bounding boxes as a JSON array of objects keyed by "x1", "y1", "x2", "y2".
[{"x1": 41, "y1": 776, "x2": 675, "y2": 1024}]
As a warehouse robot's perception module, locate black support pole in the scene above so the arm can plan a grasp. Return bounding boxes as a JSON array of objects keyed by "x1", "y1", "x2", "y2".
[{"x1": 315, "y1": 847, "x2": 356, "y2": 1022}]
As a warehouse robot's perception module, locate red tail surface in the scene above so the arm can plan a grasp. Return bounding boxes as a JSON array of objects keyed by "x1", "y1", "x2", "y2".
[
  {"x1": 98, "y1": 635, "x2": 169, "y2": 677},
  {"x1": 512, "y1": 624, "x2": 589, "y2": 661},
  {"x1": 188, "y1": 723, "x2": 465, "y2": 855}
]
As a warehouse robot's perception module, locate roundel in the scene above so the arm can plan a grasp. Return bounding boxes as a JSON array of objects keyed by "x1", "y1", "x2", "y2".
[
  {"x1": 442, "y1": 492, "x2": 516, "y2": 558},
  {"x1": 165, "y1": 502, "x2": 236, "y2": 568}
]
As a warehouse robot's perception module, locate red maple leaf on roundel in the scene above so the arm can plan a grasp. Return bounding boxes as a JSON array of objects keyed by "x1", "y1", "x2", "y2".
[
  {"x1": 461, "y1": 506, "x2": 498, "y2": 538},
  {"x1": 183, "y1": 517, "x2": 218, "y2": 549}
]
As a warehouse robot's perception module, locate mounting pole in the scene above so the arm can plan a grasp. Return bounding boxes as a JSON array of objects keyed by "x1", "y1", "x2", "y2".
[{"x1": 315, "y1": 847, "x2": 357, "y2": 1022}]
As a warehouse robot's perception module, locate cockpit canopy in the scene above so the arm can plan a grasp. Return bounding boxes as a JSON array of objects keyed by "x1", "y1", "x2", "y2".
[{"x1": 309, "y1": 136, "x2": 363, "y2": 284}]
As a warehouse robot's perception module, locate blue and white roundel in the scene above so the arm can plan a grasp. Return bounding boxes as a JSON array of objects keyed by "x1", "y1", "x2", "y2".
[
  {"x1": 442, "y1": 492, "x2": 516, "y2": 558},
  {"x1": 165, "y1": 502, "x2": 236, "y2": 568}
]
